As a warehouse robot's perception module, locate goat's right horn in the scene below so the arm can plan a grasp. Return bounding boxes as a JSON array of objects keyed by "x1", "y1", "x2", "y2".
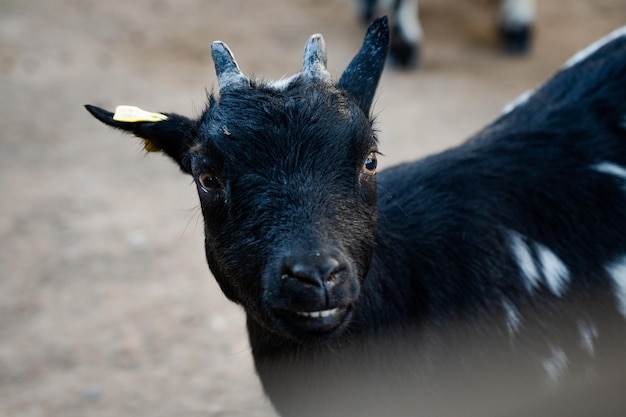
[
  {"x1": 211, "y1": 41, "x2": 250, "y2": 92},
  {"x1": 302, "y1": 34, "x2": 332, "y2": 83}
]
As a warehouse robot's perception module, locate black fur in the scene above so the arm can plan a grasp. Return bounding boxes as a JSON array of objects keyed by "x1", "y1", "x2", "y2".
[{"x1": 86, "y1": 19, "x2": 626, "y2": 416}]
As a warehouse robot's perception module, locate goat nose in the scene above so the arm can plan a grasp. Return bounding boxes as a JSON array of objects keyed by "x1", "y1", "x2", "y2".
[{"x1": 281, "y1": 252, "x2": 346, "y2": 287}]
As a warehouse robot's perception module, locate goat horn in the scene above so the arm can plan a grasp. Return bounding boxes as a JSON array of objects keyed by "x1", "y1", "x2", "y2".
[
  {"x1": 302, "y1": 34, "x2": 331, "y2": 83},
  {"x1": 211, "y1": 41, "x2": 250, "y2": 92}
]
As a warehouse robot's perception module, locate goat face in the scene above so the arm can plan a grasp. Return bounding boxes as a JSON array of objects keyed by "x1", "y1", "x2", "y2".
[
  {"x1": 194, "y1": 83, "x2": 380, "y2": 341},
  {"x1": 85, "y1": 17, "x2": 390, "y2": 342}
]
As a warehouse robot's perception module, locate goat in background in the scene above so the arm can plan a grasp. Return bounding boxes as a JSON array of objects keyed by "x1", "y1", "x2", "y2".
[{"x1": 361, "y1": 0, "x2": 536, "y2": 67}]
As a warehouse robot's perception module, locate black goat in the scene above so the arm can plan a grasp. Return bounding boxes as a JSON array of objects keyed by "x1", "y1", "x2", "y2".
[{"x1": 86, "y1": 17, "x2": 626, "y2": 416}]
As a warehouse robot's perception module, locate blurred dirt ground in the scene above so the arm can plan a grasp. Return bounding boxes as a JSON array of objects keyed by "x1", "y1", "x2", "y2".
[{"x1": 1, "y1": 0, "x2": 625, "y2": 416}]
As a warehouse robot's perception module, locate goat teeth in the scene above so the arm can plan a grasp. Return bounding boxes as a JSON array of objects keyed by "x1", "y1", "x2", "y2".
[{"x1": 296, "y1": 308, "x2": 339, "y2": 318}]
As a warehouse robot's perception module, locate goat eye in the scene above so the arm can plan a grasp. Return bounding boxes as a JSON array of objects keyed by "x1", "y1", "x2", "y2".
[
  {"x1": 362, "y1": 152, "x2": 377, "y2": 174},
  {"x1": 198, "y1": 173, "x2": 222, "y2": 192}
]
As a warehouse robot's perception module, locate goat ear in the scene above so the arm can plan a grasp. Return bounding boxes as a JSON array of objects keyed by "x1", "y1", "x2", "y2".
[
  {"x1": 337, "y1": 16, "x2": 390, "y2": 115},
  {"x1": 84, "y1": 104, "x2": 196, "y2": 174}
]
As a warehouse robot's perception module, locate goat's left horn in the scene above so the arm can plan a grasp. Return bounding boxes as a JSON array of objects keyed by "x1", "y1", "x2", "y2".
[
  {"x1": 302, "y1": 34, "x2": 331, "y2": 83},
  {"x1": 211, "y1": 41, "x2": 250, "y2": 92}
]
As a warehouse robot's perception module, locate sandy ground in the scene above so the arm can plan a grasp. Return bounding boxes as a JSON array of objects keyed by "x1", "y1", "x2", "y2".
[{"x1": 1, "y1": 0, "x2": 625, "y2": 416}]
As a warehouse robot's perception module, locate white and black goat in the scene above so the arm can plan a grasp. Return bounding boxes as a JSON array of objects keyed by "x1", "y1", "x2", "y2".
[
  {"x1": 86, "y1": 17, "x2": 626, "y2": 416},
  {"x1": 361, "y1": 0, "x2": 536, "y2": 67}
]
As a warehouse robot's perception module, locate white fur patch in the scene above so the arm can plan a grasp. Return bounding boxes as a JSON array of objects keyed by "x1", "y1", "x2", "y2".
[
  {"x1": 510, "y1": 232, "x2": 541, "y2": 292},
  {"x1": 269, "y1": 73, "x2": 301, "y2": 91},
  {"x1": 535, "y1": 242, "x2": 570, "y2": 297},
  {"x1": 502, "y1": 89, "x2": 534, "y2": 115},
  {"x1": 604, "y1": 255, "x2": 626, "y2": 318},
  {"x1": 564, "y1": 25, "x2": 626, "y2": 69},
  {"x1": 509, "y1": 231, "x2": 570, "y2": 297},
  {"x1": 578, "y1": 320, "x2": 599, "y2": 356},
  {"x1": 592, "y1": 162, "x2": 626, "y2": 190},
  {"x1": 502, "y1": 298, "x2": 522, "y2": 335},
  {"x1": 500, "y1": 0, "x2": 536, "y2": 28},
  {"x1": 542, "y1": 345, "x2": 568, "y2": 384}
]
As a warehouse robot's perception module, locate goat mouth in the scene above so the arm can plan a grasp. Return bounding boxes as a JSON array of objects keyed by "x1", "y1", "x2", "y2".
[
  {"x1": 274, "y1": 305, "x2": 351, "y2": 336},
  {"x1": 295, "y1": 307, "x2": 340, "y2": 318}
]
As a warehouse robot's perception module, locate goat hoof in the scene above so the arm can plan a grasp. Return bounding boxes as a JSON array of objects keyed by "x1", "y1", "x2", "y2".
[
  {"x1": 499, "y1": 24, "x2": 533, "y2": 55},
  {"x1": 389, "y1": 34, "x2": 420, "y2": 69}
]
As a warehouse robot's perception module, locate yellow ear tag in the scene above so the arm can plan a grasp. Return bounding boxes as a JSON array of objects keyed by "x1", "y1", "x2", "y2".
[
  {"x1": 113, "y1": 105, "x2": 167, "y2": 152},
  {"x1": 113, "y1": 105, "x2": 168, "y2": 123}
]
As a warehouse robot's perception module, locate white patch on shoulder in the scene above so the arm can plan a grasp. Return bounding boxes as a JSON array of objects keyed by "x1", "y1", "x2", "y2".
[
  {"x1": 578, "y1": 320, "x2": 599, "y2": 356},
  {"x1": 535, "y1": 242, "x2": 570, "y2": 297},
  {"x1": 564, "y1": 25, "x2": 626, "y2": 69},
  {"x1": 509, "y1": 231, "x2": 570, "y2": 296},
  {"x1": 509, "y1": 232, "x2": 541, "y2": 292},
  {"x1": 604, "y1": 255, "x2": 626, "y2": 318},
  {"x1": 542, "y1": 346, "x2": 568, "y2": 385},
  {"x1": 502, "y1": 89, "x2": 534, "y2": 115},
  {"x1": 592, "y1": 161, "x2": 626, "y2": 191}
]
